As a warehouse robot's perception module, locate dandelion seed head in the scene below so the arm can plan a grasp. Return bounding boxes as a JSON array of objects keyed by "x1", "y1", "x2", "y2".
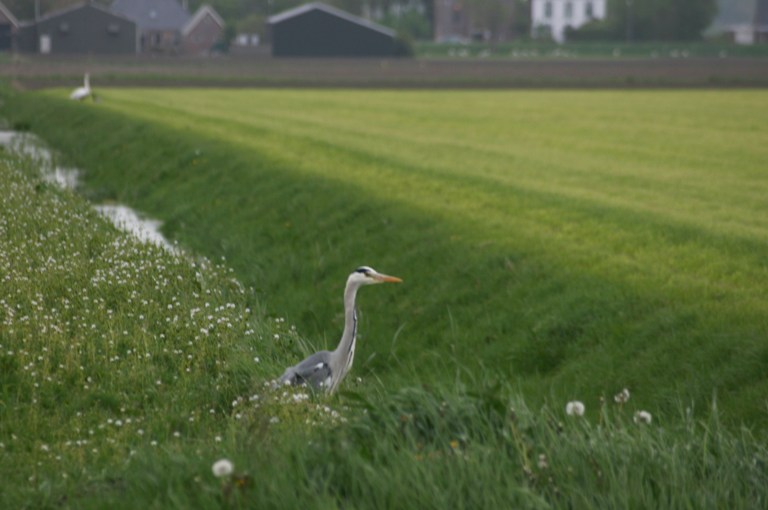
[
  {"x1": 565, "y1": 401, "x2": 585, "y2": 416},
  {"x1": 212, "y1": 458, "x2": 234, "y2": 478},
  {"x1": 634, "y1": 410, "x2": 652, "y2": 424},
  {"x1": 614, "y1": 388, "x2": 630, "y2": 404}
]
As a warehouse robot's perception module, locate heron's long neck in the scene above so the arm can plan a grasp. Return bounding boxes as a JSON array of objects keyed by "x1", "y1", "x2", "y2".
[
  {"x1": 84, "y1": 75, "x2": 90, "y2": 88},
  {"x1": 332, "y1": 281, "x2": 359, "y2": 378}
]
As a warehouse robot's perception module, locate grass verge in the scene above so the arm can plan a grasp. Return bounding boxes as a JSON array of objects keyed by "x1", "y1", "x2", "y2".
[{"x1": 1, "y1": 110, "x2": 767, "y2": 508}]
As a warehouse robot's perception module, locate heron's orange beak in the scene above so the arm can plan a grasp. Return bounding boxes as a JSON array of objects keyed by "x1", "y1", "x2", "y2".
[{"x1": 377, "y1": 274, "x2": 403, "y2": 283}]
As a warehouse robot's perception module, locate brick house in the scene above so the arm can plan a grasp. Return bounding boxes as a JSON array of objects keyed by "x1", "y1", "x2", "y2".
[
  {"x1": 111, "y1": 0, "x2": 224, "y2": 55},
  {"x1": 182, "y1": 5, "x2": 225, "y2": 55}
]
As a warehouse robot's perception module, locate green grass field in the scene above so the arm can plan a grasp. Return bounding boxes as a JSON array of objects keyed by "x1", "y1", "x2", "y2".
[{"x1": 2, "y1": 86, "x2": 768, "y2": 507}]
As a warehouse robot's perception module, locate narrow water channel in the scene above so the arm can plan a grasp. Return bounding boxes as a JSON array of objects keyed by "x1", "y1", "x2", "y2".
[{"x1": 0, "y1": 129, "x2": 178, "y2": 253}]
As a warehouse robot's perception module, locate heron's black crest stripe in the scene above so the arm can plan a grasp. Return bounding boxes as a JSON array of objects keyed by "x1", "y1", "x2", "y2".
[
  {"x1": 348, "y1": 309, "x2": 357, "y2": 356},
  {"x1": 344, "y1": 309, "x2": 357, "y2": 375},
  {"x1": 355, "y1": 267, "x2": 369, "y2": 274}
]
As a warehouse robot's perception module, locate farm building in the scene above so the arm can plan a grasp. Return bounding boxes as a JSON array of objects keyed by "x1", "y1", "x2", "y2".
[
  {"x1": 15, "y1": 2, "x2": 138, "y2": 55},
  {"x1": 111, "y1": 0, "x2": 224, "y2": 55},
  {"x1": 268, "y1": 2, "x2": 399, "y2": 57},
  {"x1": 531, "y1": 0, "x2": 606, "y2": 43},
  {"x1": 757, "y1": 0, "x2": 768, "y2": 43},
  {"x1": 0, "y1": 1, "x2": 18, "y2": 51}
]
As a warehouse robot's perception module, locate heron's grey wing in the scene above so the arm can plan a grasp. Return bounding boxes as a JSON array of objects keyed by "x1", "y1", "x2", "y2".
[{"x1": 278, "y1": 351, "x2": 333, "y2": 389}]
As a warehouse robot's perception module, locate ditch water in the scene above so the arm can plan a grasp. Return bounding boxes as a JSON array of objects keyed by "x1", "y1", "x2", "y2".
[{"x1": 0, "y1": 130, "x2": 178, "y2": 253}]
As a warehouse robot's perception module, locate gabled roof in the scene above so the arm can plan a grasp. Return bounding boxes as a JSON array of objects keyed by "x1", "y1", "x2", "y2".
[
  {"x1": 268, "y1": 2, "x2": 396, "y2": 38},
  {"x1": 0, "y1": 1, "x2": 19, "y2": 27},
  {"x1": 34, "y1": 1, "x2": 135, "y2": 25},
  {"x1": 111, "y1": 0, "x2": 190, "y2": 31},
  {"x1": 182, "y1": 5, "x2": 224, "y2": 36}
]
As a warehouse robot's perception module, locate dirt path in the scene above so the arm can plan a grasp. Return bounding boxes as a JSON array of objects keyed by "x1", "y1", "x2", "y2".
[{"x1": 3, "y1": 54, "x2": 768, "y2": 89}]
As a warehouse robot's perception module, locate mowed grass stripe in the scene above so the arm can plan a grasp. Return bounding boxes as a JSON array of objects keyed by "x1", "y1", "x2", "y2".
[
  {"x1": 95, "y1": 89, "x2": 768, "y2": 238},
  {"x1": 60, "y1": 89, "x2": 768, "y2": 327},
  {"x1": 91, "y1": 89, "x2": 768, "y2": 288}
]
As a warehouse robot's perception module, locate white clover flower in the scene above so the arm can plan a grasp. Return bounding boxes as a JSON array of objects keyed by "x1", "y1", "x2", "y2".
[
  {"x1": 633, "y1": 410, "x2": 652, "y2": 424},
  {"x1": 212, "y1": 458, "x2": 234, "y2": 478},
  {"x1": 565, "y1": 401, "x2": 585, "y2": 416},
  {"x1": 614, "y1": 388, "x2": 630, "y2": 404}
]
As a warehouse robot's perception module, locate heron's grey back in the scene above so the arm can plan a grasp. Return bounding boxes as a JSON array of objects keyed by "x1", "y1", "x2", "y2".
[{"x1": 278, "y1": 350, "x2": 333, "y2": 389}]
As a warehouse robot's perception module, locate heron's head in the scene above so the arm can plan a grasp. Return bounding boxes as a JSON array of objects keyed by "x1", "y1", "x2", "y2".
[{"x1": 349, "y1": 266, "x2": 402, "y2": 286}]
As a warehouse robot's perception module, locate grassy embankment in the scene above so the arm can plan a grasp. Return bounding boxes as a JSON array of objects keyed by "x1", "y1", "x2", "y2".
[
  {"x1": 0, "y1": 153, "x2": 766, "y2": 510},
  {"x1": 4, "y1": 88, "x2": 768, "y2": 423},
  {"x1": 1, "y1": 87, "x2": 768, "y2": 507}
]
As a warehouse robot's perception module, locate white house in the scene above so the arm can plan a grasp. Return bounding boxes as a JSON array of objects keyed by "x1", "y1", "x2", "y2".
[{"x1": 531, "y1": 0, "x2": 606, "y2": 43}]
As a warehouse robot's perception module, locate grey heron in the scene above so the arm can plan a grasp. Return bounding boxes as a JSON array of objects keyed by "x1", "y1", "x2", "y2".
[{"x1": 278, "y1": 266, "x2": 402, "y2": 392}]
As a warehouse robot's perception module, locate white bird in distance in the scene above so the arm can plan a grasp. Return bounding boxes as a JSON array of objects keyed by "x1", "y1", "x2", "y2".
[{"x1": 70, "y1": 73, "x2": 93, "y2": 101}]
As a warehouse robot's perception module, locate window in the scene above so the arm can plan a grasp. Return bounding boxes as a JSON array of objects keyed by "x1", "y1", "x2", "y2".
[
  {"x1": 451, "y1": 4, "x2": 462, "y2": 25},
  {"x1": 544, "y1": 1, "x2": 552, "y2": 19},
  {"x1": 59, "y1": 22, "x2": 70, "y2": 34},
  {"x1": 39, "y1": 34, "x2": 51, "y2": 54},
  {"x1": 107, "y1": 23, "x2": 121, "y2": 35},
  {"x1": 565, "y1": 2, "x2": 573, "y2": 19},
  {"x1": 585, "y1": 1, "x2": 594, "y2": 18}
]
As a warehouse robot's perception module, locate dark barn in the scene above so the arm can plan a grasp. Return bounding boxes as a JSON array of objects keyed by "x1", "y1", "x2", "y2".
[
  {"x1": 268, "y1": 2, "x2": 398, "y2": 57},
  {"x1": 22, "y1": 2, "x2": 137, "y2": 55},
  {"x1": 0, "y1": 1, "x2": 18, "y2": 51}
]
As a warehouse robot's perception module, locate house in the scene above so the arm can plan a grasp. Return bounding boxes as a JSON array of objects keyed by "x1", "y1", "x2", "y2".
[
  {"x1": 181, "y1": 5, "x2": 225, "y2": 55},
  {"x1": 111, "y1": 0, "x2": 190, "y2": 53},
  {"x1": 268, "y1": 2, "x2": 399, "y2": 57},
  {"x1": 16, "y1": 2, "x2": 138, "y2": 55},
  {"x1": 433, "y1": 0, "x2": 528, "y2": 42},
  {"x1": 709, "y1": 0, "x2": 754, "y2": 42},
  {"x1": 531, "y1": 0, "x2": 606, "y2": 43},
  {"x1": 111, "y1": 0, "x2": 224, "y2": 55}
]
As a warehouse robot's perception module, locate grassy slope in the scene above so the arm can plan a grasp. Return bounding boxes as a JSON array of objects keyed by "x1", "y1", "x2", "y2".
[
  {"x1": 2, "y1": 88, "x2": 768, "y2": 426},
  {"x1": 2, "y1": 93, "x2": 768, "y2": 509},
  {"x1": 0, "y1": 151, "x2": 257, "y2": 506}
]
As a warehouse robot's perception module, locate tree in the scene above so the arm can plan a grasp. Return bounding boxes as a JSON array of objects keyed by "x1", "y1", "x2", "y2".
[{"x1": 606, "y1": 0, "x2": 718, "y2": 41}]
